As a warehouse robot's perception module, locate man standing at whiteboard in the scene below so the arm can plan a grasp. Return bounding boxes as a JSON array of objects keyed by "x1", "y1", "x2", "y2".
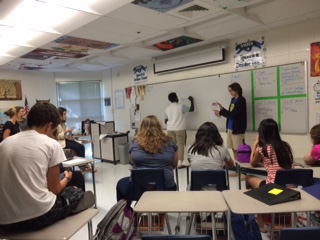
[
  {"x1": 214, "y1": 82, "x2": 247, "y2": 160},
  {"x1": 165, "y1": 92, "x2": 194, "y2": 166}
]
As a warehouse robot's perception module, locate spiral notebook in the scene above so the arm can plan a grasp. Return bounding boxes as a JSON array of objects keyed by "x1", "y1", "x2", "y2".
[{"x1": 244, "y1": 183, "x2": 301, "y2": 205}]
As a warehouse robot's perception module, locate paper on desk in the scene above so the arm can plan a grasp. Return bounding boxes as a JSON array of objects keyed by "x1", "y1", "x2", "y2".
[
  {"x1": 210, "y1": 103, "x2": 221, "y2": 120},
  {"x1": 96, "y1": 121, "x2": 106, "y2": 125},
  {"x1": 99, "y1": 134, "x2": 109, "y2": 139}
]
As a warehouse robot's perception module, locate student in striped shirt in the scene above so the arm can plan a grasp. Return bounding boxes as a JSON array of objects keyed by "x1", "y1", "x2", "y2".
[{"x1": 245, "y1": 118, "x2": 294, "y2": 232}]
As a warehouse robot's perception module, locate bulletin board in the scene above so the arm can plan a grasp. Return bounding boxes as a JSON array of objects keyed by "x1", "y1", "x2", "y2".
[{"x1": 130, "y1": 61, "x2": 308, "y2": 134}]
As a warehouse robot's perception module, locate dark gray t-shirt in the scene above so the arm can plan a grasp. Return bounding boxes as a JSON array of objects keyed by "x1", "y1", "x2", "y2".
[{"x1": 129, "y1": 140, "x2": 178, "y2": 188}]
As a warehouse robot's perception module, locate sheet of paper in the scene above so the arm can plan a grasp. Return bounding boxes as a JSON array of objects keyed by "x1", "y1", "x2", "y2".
[
  {"x1": 135, "y1": 110, "x2": 141, "y2": 122},
  {"x1": 210, "y1": 103, "x2": 220, "y2": 120},
  {"x1": 99, "y1": 134, "x2": 108, "y2": 140}
]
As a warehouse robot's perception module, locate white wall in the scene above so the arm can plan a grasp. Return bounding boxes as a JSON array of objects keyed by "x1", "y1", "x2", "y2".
[
  {"x1": 1, "y1": 17, "x2": 320, "y2": 158},
  {"x1": 106, "y1": 17, "x2": 320, "y2": 158},
  {"x1": 0, "y1": 70, "x2": 56, "y2": 109}
]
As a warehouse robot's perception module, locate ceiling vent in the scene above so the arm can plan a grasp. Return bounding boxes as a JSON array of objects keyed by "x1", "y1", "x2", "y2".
[
  {"x1": 168, "y1": 1, "x2": 221, "y2": 20},
  {"x1": 179, "y1": 4, "x2": 209, "y2": 12}
]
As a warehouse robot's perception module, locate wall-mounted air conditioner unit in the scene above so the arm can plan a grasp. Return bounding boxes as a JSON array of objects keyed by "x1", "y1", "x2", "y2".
[{"x1": 153, "y1": 43, "x2": 226, "y2": 74}]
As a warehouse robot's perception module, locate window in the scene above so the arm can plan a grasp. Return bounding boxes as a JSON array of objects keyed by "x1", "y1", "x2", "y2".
[{"x1": 57, "y1": 81, "x2": 103, "y2": 134}]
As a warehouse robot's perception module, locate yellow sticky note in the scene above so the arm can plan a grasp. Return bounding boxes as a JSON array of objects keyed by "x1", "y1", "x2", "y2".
[{"x1": 268, "y1": 188, "x2": 283, "y2": 195}]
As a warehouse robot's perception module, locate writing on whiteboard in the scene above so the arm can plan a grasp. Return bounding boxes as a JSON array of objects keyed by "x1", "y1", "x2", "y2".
[
  {"x1": 280, "y1": 64, "x2": 305, "y2": 95},
  {"x1": 254, "y1": 69, "x2": 276, "y2": 86},
  {"x1": 282, "y1": 98, "x2": 305, "y2": 113},
  {"x1": 255, "y1": 100, "x2": 277, "y2": 119}
]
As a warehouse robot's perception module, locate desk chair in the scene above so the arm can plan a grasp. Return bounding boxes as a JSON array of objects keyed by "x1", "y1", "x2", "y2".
[
  {"x1": 142, "y1": 235, "x2": 211, "y2": 240},
  {"x1": 130, "y1": 169, "x2": 166, "y2": 201},
  {"x1": 130, "y1": 169, "x2": 173, "y2": 235},
  {"x1": 275, "y1": 169, "x2": 314, "y2": 188},
  {"x1": 0, "y1": 208, "x2": 98, "y2": 240},
  {"x1": 265, "y1": 169, "x2": 314, "y2": 235},
  {"x1": 190, "y1": 169, "x2": 229, "y2": 191},
  {"x1": 189, "y1": 170, "x2": 229, "y2": 236},
  {"x1": 279, "y1": 227, "x2": 320, "y2": 240}
]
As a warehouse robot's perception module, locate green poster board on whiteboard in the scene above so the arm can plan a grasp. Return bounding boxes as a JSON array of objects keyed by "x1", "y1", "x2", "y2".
[
  {"x1": 130, "y1": 61, "x2": 308, "y2": 134},
  {"x1": 252, "y1": 62, "x2": 307, "y2": 133}
]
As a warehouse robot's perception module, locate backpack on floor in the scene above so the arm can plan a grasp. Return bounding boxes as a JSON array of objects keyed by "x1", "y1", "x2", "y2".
[
  {"x1": 237, "y1": 139, "x2": 251, "y2": 163},
  {"x1": 93, "y1": 199, "x2": 137, "y2": 240},
  {"x1": 231, "y1": 213, "x2": 262, "y2": 240}
]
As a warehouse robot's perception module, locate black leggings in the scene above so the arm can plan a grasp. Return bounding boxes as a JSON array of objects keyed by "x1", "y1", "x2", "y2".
[{"x1": 65, "y1": 139, "x2": 85, "y2": 157}]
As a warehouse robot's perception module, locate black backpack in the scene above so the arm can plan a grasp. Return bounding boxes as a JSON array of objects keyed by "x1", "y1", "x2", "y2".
[{"x1": 93, "y1": 200, "x2": 137, "y2": 240}]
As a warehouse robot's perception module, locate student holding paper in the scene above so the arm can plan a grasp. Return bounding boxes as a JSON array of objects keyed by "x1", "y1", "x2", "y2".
[
  {"x1": 214, "y1": 82, "x2": 246, "y2": 160},
  {"x1": 245, "y1": 118, "x2": 294, "y2": 232}
]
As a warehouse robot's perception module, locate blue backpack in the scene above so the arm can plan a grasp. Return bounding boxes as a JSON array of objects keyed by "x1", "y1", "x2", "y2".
[
  {"x1": 237, "y1": 139, "x2": 251, "y2": 163},
  {"x1": 231, "y1": 213, "x2": 262, "y2": 240}
]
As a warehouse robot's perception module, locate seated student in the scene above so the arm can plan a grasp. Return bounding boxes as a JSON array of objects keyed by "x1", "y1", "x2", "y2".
[
  {"x1": 57, "y1": 107, "x2": 94, "y2": 172},
  {"x1": 0, "y1": 102, "x2": 94, "y2": 231},
  {"x1": 52, "y1": 129, "x2": 86, "y2": 191},
  {"x1": 304, "y1": 123, "x2": 320, "y2": 166},
  {"x1": 188, "y1": 122, "x2": 235, "y2": 171},
  {"x1": 303, "y1": 123, "x2": 320, "y2": 226},
  {"x1": 2, "y1": 106, "x2": 25, "y2": 140},
  {"x1": 57, "y1": 107, "x2": 85, "y2": 158},
  {"x1": 245, "y1": 118, "x2": 294, "y2": 232},
  {"x1": 116, "y1": 115, "x2": 178, "y2": 202}
]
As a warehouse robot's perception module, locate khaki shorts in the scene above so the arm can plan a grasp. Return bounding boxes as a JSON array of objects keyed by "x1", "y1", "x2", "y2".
[{"x1": 226, "y1": 129, "x2": 245, "y2": 151}]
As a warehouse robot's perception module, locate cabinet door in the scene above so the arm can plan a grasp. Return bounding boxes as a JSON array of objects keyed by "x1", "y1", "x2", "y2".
[{"x1": 91, "y1": 123, "x2": 101, "y2": 158}]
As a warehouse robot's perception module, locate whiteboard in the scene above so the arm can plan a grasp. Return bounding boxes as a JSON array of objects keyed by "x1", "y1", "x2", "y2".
[
  {"x1": 130, "y1": 61, "x2": 308, "y2": 134},
  {"x1": 253, "y1": 68, "x2": 277, "y2": 97},
  {"x1": 131, "y1": 73, "x2": 252, "y2": 131}
]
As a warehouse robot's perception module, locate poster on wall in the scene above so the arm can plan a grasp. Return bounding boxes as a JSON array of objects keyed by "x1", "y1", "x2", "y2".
[
  {"x1": 133, "y1": 65, "x2": 148, "y2": 84},
  {"x1": 313, "y1": 79, "x2": 320, "y2": 104},
  {"x1": 0, "y1": 108, "x2": 9, "y2": 124},
  {"x1": 234, "y1": 37, "x2": 265, "y2": 70},
  {"x1": 310, "y1": 42, "x2": 320, "y2": 77},
  {"x1": 0, "y1": 79, "x2": 22, "y2": 100},
  {"x1": 115, "y1": 89, "x2": 125, "y2": 109}
]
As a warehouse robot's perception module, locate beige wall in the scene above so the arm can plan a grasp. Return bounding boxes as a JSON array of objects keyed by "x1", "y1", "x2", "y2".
[
  {"x1": 1, "y1": 17, "x2": 319, "y2": 159},
  {"x1": 0, "y1": 70, "x2": 56, "y2": 110},
  {"x1": 105, "y1": 17, "x2": 320, "y2": 158}
]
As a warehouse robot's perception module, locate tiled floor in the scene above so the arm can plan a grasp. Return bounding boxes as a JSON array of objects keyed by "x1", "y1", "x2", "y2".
[{"x1": 70, "y1": 160, "x2": 272, "y2": 240}]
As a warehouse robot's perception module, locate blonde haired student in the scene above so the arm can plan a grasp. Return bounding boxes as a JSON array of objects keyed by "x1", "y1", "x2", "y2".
[
  {"x1": 116, "y1": 115, "x2": 178, "y2": 202},
  {"x1": 2, "y1": 106, "x2": 25, "y2": 140}
]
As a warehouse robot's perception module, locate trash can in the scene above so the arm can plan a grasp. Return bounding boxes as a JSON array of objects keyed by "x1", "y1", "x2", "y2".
[{"x1": 118, "y1": 143, "x2": 130, "y2": 164}]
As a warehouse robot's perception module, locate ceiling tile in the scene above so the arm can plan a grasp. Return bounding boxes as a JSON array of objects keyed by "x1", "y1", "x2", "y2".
[
  {"x1": 68, "y1": 27, "x2": 137, "y2": 44},
  {"x1": 85, "y1": 16, "x2": 162, "y2": 38},
  {"x1": 108, "y1": 3, "x2": 188, "y2": 30}
]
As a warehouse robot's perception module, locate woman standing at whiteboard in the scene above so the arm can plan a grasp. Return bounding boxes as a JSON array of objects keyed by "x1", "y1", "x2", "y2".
[{"x1": 214, "y1": 82, "x2": 247, "y2": 160}]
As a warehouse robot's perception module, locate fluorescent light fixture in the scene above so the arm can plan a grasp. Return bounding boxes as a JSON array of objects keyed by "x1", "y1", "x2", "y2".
[
  {"x1": 0, "y1": 44, "x2": 16, "y2": 57},
  {"x1": 0, "y1": 56, "x2": 16, "y2": 65},
  {"x1": 0, "y1": 0, "x2": 77, "y2": 34},
  {"x1": 37, "y1": 0, "x2": 102, "y2": 15},
  {"x1": 0, "y1": 26, "x2": 43, "y2": 47}
]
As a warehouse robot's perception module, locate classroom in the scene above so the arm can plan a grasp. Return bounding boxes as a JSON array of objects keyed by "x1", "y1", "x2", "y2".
[{"x1": 1, "y1": 0, "x2": 320, "y2": 239}]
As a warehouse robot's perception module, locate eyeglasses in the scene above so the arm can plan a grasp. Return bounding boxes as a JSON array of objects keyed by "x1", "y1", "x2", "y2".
[{"x1": 228, "y1": 89, "x2": 234, "y2": 92}]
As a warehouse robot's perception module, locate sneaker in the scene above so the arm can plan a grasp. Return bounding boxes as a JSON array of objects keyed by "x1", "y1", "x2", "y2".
[
  {"x1": 177, "y1": 160, "x2": 185, "y2": 168},
  {"x1": 72, "y1": 191, "x2": 95, "y2": 214},
  {"x1": 228, "y1": 172, "x2": 238, "y2": 177},
  {"x1": 241, "y1": 173, "x2": 246, "y2": 181},
  {"x1": 311, "y1": 212, "x2": 320, "y2": 227},
  {"x1": 181, "y1": 159, "x2": 190, "y2": 167}
]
